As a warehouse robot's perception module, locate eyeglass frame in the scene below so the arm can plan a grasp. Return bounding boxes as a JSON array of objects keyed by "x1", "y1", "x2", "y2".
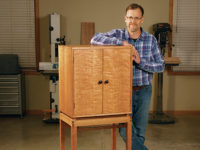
[{"x1": 126, "y1": 16, "x2": 143, "y2": 21}]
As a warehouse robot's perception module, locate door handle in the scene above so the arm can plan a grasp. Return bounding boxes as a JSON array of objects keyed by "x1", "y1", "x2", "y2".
[
  {"x1": 98, "y1": 80, "x2": 103, "y2": 84},
  {"x1": 104, "y1": 80, "x2": 109, "y2": 84}
]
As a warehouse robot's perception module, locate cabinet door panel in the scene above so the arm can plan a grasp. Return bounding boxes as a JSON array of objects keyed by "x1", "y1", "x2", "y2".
[
  {"x1": 74, "y1": 49, "x2": 103, "y2": 116},
  {"x1": 103, "y1": 48, "x2": 132, "y2": 114}
]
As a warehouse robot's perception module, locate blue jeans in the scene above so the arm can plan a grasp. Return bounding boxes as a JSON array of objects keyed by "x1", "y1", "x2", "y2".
[{"x1": 119, "y1": 84, "x2": 152, "y2": 150}]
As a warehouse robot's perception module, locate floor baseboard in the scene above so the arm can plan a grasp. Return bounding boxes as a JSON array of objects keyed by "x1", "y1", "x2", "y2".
[
  {"x1": 26, "y1": 110, "x2": 200, "y2": 116},
  {"x1": 26, "y1": 110, "x2": 43, "y2": 115},
  {"x1": 149, "y1": 110, "x2": 200, "y2": 115}
]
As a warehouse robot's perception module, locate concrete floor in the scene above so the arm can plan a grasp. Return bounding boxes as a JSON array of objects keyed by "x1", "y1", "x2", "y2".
[{"x1": 0, "y1": 115, "x2": 199, "y2": 150}]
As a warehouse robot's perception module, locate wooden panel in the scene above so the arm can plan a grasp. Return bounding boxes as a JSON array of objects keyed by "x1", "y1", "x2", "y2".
[
  {"x1": 111, "y1": 125, "x2": 117, "y2": 150},
  {"x1": 60, "y1": 113, "x2": 73, "y2": 126},
  {"x1": 168, "y1": 0, "x2": 174, "y2": 57},
  {"x1": 164, "y1": 57, "x2": 181, "y2": 65},
  {"x1": 74, "y1": 115, "x2": 131, "y2": 126},
  {"x1": 73, "y1": 48, "x2": 103, "y2": 116},
  {"x1": 59, "y1": 46, "x2": 74, "y2": 117},
  {"x1": 71, "y1": 124, "x2": 77, "y2": 150},
  {"x1": 126, "y1": 118, "x2": 132, "y2": 150},
  {"x1": 60, "y1": 119, "x2": 66, "y2": 150},
  {"x1": 60, "y1": 113, "x2": 132, "y2": 150},
  {"x1": 35, "y1": 0, "x2": 40, "y2": 71},
  {"x1": 80, "y1": 22, "x2": 95, "y2": 45},
  {"x1": 103, "y1": 48, "x2": 132, "y2": 114}
]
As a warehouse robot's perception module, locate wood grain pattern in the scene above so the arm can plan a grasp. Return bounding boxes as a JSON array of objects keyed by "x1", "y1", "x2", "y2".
[
  {"x1": 111, "y1": 124, "x2": 117, "y2": 150},
  {"x1": 74, "y1": 48, "x2": 103, "y2": 116},
  {"x1": 59, "y1": 46, "x2": 74, "y2": 116},
  {"x1": 59, "y1": 119, "x2": 66, "y2": 150},
  {"x1": 126, "y1": 117, "x2": 132, "y2": 150},
  {"x1": 71, "y1": 124, "x2": 77, "y2": 150},
  {"x1": 81, "y1": 22, "x2": 95, "y2": 45},
  {"x1": 164, "y1": 57, "x2": 181, "y2": 65},
  {"x1": 60, "y1": 112, "x2": 132, "y2": 150},
  {"x1": 59, "y1": 46, "x2": 133, "y2": 150},
  {"x1": 59, "y1": 45, "x2": 132, "y2": 118},
  {"x1": 103, "y1": 48, "x2": 132, "y2": 114}
]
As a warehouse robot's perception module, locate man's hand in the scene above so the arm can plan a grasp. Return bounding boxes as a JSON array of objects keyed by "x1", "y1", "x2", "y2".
[
  {"x1": 123, "y1": 41, "x2": 140, "y2": 64},
  {"x1": 122, "y1": 41, "x2": 131, "y2": 46}
]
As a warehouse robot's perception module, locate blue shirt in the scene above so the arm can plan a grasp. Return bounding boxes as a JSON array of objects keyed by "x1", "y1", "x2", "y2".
[{"x1": 90, "y1": 28, "x2": 165, "y2": 86}]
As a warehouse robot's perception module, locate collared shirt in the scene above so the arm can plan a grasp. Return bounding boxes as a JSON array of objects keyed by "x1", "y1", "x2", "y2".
[{"x1": 90, "y1": 28, "x2": 165, "y2": 86}]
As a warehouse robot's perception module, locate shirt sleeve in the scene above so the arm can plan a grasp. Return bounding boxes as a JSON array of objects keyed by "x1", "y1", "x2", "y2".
[
  {"x1": 137, "y1": 36, "x2": 165, "y2": 73},
  {"x1": 90, "y1": 29, "x2": 124, "y2": 45}
]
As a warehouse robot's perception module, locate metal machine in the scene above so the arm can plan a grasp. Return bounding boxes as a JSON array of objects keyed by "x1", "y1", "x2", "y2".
[
  {"x1": 39, "y1": 12, "x2": 65, "y2": 123},
  {"x1": 149, "y1": 23, "x2": 175, "y2": 124},
  {"x1": 153, "y1": 23, "x2": 171, "y2": 55}
]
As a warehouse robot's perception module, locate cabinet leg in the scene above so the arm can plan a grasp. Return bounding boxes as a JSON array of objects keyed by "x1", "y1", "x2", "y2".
[
  {"x1": 111, "y1": 124, "x2": 116, "y2": 150},
  {"x1": 60, "y1": 119, "x2": 66, "y2": 150},
  {"x1": 71, "y1": 124, "x2": 77, "y2": 150},
  {"x1": 126, "y1": 119, "x2": 132, "y2": 150}
]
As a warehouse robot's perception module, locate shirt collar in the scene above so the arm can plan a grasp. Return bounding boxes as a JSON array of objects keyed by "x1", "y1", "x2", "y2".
[{"x1": 125, "y1": 28, "x2": 145, "y2": 41}]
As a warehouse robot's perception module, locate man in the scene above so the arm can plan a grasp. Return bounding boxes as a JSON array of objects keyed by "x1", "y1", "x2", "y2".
[{"x1": 90, "y1": 3, "x2": 165, "y2": 150}]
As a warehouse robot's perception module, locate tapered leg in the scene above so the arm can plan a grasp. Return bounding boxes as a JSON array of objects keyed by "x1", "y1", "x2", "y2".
[
  {"x1": 60, "y1": 119, "x2": 66, "y2": 150},
  {"x1": 126, "y1": 118, "x2": 132, "y2": 150},
  {"x1": 111, "y1": 124, "x2": 116, "y2": 150},
  {"x1": 71, "y1": 123, "x2": 77, "y2": 150}
]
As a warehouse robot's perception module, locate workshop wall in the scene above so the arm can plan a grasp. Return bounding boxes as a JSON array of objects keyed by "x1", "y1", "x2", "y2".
[{"x1": 25, "y1": 0, "x2": 200, "y2": 113}]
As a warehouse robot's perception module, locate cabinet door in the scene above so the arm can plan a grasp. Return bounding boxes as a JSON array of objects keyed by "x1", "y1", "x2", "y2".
[
  {"x1": 103, "y1": 48, "x2": 132, "y2": 114},
  {"x1": 74, "y1": 49, "x2": 103, "y2": 116}
]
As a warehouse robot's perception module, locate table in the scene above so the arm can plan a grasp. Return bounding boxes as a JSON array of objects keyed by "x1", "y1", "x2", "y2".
[{"x1": 60, "y1": 113, "x2": 132, "y2": 150}]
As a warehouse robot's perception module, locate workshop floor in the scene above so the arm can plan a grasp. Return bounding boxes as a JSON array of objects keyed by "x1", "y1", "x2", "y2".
[{"x1": 0, "y1": 114, "x2": 199, "y2": 150}]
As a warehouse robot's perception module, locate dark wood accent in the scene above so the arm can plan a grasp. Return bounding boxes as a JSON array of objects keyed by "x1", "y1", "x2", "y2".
[
  {"x1": 28, "y1": 109, "x2": 200, "y2": 116},
  {"x1": 168, "y1": 0, "x2": 200, "y2": 75},
  {"x1": 150, "y1": 110, "x2": 200, "y2": 115},
  {"x1": 168, "y1": 71, "x2": 200, "y2": 76},
  {"x1": 168, "y1": 0, "x2": 173, "y2": 57},
  {"x1": 22, "y1": 70, "x2": 40, "y2": 75},
  {"x1": 26, "y1": 109, "x2": 43, "y2": 115},
  {"x1": 35, "y1": 0, "x2": 40, "y2": 72},
  {"x1": 80, "y1": 22, "x2": 95, "y2": 45}
]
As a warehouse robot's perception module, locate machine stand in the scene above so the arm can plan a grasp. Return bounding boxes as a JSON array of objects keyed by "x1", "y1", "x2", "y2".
[{"x1": 149, "y1": 112, "x2": 175, "y2": 124}]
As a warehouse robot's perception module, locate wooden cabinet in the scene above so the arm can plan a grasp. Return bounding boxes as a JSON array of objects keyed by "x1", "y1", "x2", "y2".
[{"x1": 59, "y1": 45, "x2": 132, "y2": 118}]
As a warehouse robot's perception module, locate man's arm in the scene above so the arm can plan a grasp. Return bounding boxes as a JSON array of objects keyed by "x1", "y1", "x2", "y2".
[
  {"x1": 137, "y1": 37, "x2": 165, "y2": 73},
  {"x1": 123, "y1": 41, "x2": 141, "y2": 64},
  {"x1": 90, "y1": 29, "x2": 124, "y2": 45},
  {"x1": 91, "y1": 30, "x2": 141, "y2": 64}
]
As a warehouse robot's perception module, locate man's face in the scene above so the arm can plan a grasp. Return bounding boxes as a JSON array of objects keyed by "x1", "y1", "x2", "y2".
[{"x1": 125, "y1": 8, "x2": 144, "y2": 33}]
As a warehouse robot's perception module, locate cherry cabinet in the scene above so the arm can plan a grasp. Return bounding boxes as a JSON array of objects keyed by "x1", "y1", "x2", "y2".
[{"x1": 59, "y1": 45, "x2": 132, "y2": 118}]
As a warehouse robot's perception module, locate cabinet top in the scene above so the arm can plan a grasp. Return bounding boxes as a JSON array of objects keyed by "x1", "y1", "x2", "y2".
[{"x1": 59, "y1": 45, "x2": 132, "y2": 50}]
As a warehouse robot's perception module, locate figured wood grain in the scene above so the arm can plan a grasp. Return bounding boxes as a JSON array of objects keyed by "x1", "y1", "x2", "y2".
[
  {"x1": 59, "y1": 46, "x2": 74, "y2": 116},
  {"x1": 73, "y1": 48, "x2": 103, "y2": 116},
  {"x1": 103, "y1": 48, "x2": 132, "y2": 114},
  {"x1": 59, "y1": 46, "x2": 132, "y2": 150},
  {"x1": 59, "y1": 45, "x2": 132, "y2": 118}
]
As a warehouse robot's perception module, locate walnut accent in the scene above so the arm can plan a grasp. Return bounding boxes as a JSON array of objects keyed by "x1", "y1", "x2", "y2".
[{"x1": 80, "y1": 22, "x2": 95, "y2": 45}]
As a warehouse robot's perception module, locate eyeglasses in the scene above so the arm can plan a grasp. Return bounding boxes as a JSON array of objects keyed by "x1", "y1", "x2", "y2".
[{"x1": 126, "y1": 16, "x2": 142, "y2": 21}]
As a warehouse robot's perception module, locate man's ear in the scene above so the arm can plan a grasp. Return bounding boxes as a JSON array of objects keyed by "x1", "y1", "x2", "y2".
[
  {"x1": 124, "y1": 16, "x2": 128, "y2": 23},
  {"x1": 124, "y1": 16, "x2": 127, "y2": 21},
  {"x1": 141, "y1": 16, "x2": 144, "y2": 24}
]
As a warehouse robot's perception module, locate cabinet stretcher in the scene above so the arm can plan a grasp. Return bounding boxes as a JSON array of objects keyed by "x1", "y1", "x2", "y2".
[{"x1": 60, "y1": 113, "x2": 132, "y2": 150}]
